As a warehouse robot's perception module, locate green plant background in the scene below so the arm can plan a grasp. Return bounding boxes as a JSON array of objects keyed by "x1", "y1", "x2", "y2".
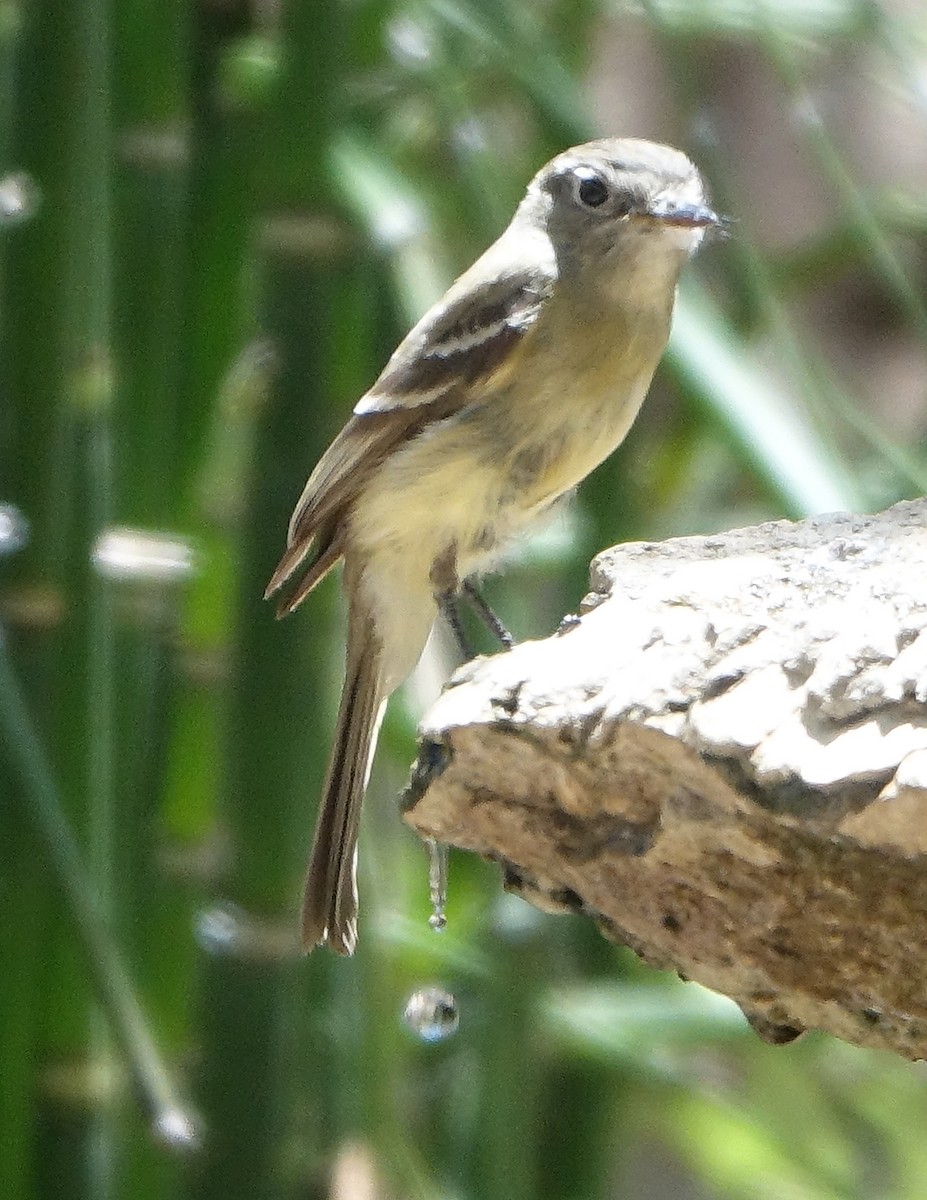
[{"x1": 2, "y1": 1, "x2": 927, "y2": 1198}]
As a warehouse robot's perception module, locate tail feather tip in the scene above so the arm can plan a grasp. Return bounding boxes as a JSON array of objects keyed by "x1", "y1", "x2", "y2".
[{"x1": 300, "y1": 919, "x2": 357, "y2": 957}]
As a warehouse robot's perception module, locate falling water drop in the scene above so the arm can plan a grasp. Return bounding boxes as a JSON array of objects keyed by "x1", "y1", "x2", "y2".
[{"x1": 403, "y1": 986, "x2": 459, "y2": 1043}]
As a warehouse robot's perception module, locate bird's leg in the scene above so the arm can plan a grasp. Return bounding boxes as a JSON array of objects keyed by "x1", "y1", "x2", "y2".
[
  {"x1": 462, "y1": 580, "x2": 515, "y2": 650},
  {"x1": 432, "y1": 543, "x2": 515, "y2": 657},
  {"x1": 432, "y1": 546, "x2": 476, "y2": 661},
  {"x1": 438, "y1": 591, "x2": 475, "y2": 661}
]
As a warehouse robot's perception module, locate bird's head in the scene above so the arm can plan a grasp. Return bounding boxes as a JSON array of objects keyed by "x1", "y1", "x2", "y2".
[{"x1": 519, "y1": 137, "x2": 722, "y2": 299}]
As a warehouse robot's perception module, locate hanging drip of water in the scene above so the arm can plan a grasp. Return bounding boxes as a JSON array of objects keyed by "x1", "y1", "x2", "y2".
[{"x1": 425, "y1": 836, "x2": 448, "y2": 933}]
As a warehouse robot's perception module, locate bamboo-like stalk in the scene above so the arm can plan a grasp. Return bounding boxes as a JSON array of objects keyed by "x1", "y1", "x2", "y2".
[
  {"x1": 0, "y1": 645, "x2": 199, "y2": 1149},
  {"x1": 0, "y1": 10, "x2": 41, "y2": 1200},
  {"x1": 182, "y1": 2, "x2": 361, "y2": 1196},
  {"x1": 2, "y1": 0, "x2": 122, "y2": 1194}
]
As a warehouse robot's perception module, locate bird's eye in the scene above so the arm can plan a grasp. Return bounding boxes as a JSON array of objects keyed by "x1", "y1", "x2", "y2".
[{"x1": 575, "y1": 171, "x2": 609, "y2": 208}]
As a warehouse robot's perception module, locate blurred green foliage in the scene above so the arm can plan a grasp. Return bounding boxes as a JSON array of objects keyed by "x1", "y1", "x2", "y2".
[{"x1": 2, "y1": 1, "x2": 926, "y2": 1198}]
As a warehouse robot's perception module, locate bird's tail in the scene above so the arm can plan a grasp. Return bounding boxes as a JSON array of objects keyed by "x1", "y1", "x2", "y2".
[{"x1": 301, "y1": 606, "x2": 385, "y2": 955}]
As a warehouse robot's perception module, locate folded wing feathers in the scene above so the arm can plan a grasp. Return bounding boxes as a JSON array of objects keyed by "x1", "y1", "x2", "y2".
[
  {"x1": 266, "y1": 277, "x2": 549, "y2": 615},
  {"x1": 354, "y1": 277, "x2": 547, "y2": 415}
]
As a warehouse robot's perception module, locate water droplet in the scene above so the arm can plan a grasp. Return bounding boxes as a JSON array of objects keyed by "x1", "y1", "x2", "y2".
[
  {"x1": 0, "y1": 505, "x2": 29, "y2": 556},
  {"x1": 91, "y1": 527, "x2": 195, "y2": 584},
  {"x1": 403, "y1": 986, "x2": 459, "y2": 1043},
  {"x1": 152, "y1": 1106, "x2": 202, "y2": 1154},
  {"x1": 194, "y1": 905, "x2": 244, "y2": 956},
  {"x1": 401, "y1": 988, "x2": 458, "y2": 1046},
  {"x1": 0, "y1": 172, "x2": 40, "y2": 227},
  {"x1": 426, "y1": 837, "x2": 448, "y2": 935}
]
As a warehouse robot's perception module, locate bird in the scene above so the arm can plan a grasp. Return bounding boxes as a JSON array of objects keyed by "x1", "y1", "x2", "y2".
[{"x1": 265, "y1": 137, "x2": 720, "y2": 954}]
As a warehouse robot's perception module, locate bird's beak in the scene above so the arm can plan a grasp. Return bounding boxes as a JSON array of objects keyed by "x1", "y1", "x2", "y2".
[{"x1": 644, "y1": 198, "x2": 722, "y2": 229}]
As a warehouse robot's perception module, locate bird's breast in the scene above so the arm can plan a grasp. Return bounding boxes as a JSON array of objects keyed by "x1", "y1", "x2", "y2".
[{"x1": 348, "y1": 302, "x2": 669, "y2": 586}]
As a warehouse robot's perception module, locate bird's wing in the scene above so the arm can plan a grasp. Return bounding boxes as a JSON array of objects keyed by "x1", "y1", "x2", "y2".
[
  {"x1": 354, "y1": 262, "x2": 552, "y2": 415},
  {"x1": 265, "y1": 262, "x2": 553, "y2": 613}
]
